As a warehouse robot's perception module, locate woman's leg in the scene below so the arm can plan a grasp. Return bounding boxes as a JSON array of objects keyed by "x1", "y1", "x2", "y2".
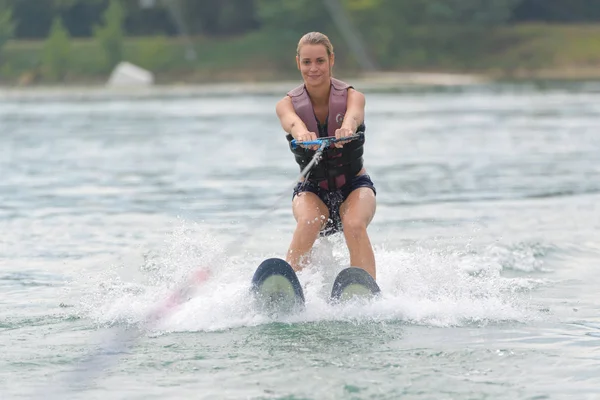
[
  {"x1": 339, "y1": 187, "x2": 377, "y2": 279},
  {"x1": 286, "y1": 192, "x2": 329, "y2": 272}
]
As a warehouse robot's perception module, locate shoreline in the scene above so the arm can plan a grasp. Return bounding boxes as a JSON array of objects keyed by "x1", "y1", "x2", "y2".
[
  {"x1": 4, "y1": 22, "x2": 600, "y2": 94},
  {"x1": 0, "y1": 72, "x2": 486, "y2": 99},
  {"x1": 2, "y1": 70, "x2": 600, "y2": 100}
]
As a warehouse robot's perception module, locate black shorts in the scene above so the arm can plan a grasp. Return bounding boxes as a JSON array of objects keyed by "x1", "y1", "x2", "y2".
[{"x1": 292, "y1": 174, "x2": 376, "y2": 236}]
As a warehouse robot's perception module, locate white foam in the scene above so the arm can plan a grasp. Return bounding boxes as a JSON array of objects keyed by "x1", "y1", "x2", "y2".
[{"x1": 75, "y1": 223, "x2": 546, "y2": 332}]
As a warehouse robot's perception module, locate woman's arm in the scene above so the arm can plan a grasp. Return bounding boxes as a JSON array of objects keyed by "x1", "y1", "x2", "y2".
[
  {"x1": 340, "y1": 88, "x2": 365, "y2": 133},
  {"x1": 276, "y1": 96, "x2": 316, "y2": 142},
  {"x1": 334, "y1": 88, "x2": 365, "y2": 147}
]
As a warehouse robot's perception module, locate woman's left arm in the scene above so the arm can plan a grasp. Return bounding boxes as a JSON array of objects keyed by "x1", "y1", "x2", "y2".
[
  {"x1": 341, "y1": 88, "x2": 365, "y2": 132},
  {"x1": 335, "y1": 88, "x2": 365, "y2": 146}
]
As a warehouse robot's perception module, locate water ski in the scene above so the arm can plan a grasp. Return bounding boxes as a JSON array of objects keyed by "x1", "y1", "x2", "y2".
[
  {"x1": 330, "y1": 267, "x2": 380, "y2": 302},
  {"x1": 251, "y1": 258, "x2": 305, "y2": 315}
]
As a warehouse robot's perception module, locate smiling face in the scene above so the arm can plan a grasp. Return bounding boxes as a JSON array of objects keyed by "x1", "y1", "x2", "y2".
[{"x1": 296, "y1": 43, "x2": 334, "y2": 88}]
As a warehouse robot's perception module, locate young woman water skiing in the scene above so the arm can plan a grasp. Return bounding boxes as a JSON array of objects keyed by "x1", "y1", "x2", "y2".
[{"x1": 275, "y1": 32, "x2": 378, "y2": 281}]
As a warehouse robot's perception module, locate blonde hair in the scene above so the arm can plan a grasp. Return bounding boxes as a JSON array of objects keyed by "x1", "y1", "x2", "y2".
[{"x1": 296, "y1": 32, "x2": 334, "y2": 57}]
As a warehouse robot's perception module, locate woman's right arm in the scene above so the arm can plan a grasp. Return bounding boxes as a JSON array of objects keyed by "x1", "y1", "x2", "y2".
[{"x1": 276, "y1": 97, "x2": 316, "y2": 143}]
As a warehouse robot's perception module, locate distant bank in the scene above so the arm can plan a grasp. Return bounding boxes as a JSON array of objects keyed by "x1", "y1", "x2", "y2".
[{"x1": 1, "y1": 23, "x2": 600, "y2": 87}]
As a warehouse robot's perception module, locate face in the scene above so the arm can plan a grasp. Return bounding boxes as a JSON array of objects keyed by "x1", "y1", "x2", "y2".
[{"x1": 296, "y1": 44, "x2": 334, "y2": 87}]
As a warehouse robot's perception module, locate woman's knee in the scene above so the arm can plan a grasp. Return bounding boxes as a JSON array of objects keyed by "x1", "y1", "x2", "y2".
[
  {"x1": 341, "y1": 216, "x2": 368, "y2": 237},
  {"x1": 295, "y1": 214, "x2": 326, "y2": 233}
]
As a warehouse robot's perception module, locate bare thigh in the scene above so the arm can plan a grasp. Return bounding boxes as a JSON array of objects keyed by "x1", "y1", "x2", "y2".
[
  {"x1": 339, "y1": 187, "x2": 376, "y2": 226},
  {"x1": 292, "y1": 191, "x2": 330, "y2": 228}
]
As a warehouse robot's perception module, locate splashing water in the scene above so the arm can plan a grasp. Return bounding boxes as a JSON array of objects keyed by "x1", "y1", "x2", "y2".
[{"x1": 74, "y1": 222, "x2": 544, "y2": 335}]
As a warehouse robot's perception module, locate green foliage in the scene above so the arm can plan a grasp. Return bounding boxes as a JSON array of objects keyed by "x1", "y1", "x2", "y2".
[
  {"x1": 513, "y1": 0, "x2": 600, "y2": 23},
  {"x1": 178, "y1": 0, "x2": 221, "y2": 35},
  {"x1": 343, "y1": 0, "x2": 383, "y2": 11},
  {"x1": 6, "y1": 0, "x2": 600, "y2": 42},
  {"x1": 341, "y1": 0, "x2": 526, "y2": 69},
  {"x1": 254, "y1": 0, "x2": 523, "y2": 69},
  {"x1": 131, "y1": 35, "x2": 173, "y2": 72},
  {"x1": 54, "y1": 0, "x2": 103, "y2": 8},
  {"x1": 425, "y1": 0, "x2": 522, "y2": 25},
  {"x1": 256, "y1": 0, "x2": 331, "y2": 33},
  {"x1": 93, "y1": 0, "x2": 125, "y2": 71},
  {"x1": 4, "y1": 22, "x2": 600, "y2": 83},
  {"x1": 218, "y1": 0, "x2": 260, "y2": 34},
  {"x1": 0, "y1": 5, "x2": 15, "y2": 65},
  {"x1": 254, "y1": 0, "x2": 358, "y2": 65},
  {"x1": 42, "y1": 17, "x2": 71, "y2": 81}
]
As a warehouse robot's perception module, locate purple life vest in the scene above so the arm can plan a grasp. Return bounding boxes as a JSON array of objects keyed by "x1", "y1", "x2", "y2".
[
  {"x1": 287, "y1": 78, "x2": 362, "y2": 190},
  {"x1": 287, "y1": 77, "x2": 350, "y2": 138}
]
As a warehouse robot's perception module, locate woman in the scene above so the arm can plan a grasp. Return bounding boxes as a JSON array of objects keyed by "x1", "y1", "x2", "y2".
[{"x1": 275, "y1": 32, "x2": 377, "y2": 280}]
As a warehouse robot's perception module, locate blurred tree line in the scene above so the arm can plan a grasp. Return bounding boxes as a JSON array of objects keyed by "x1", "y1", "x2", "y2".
[
  {"x1": 1, "y1": 0, "x2": 599, "y2": 83},
  {"x1": 1, "y1": 0, "x2": 599, "y2": 40},
  {"x1": 1, "y1": 0, "x2": 259, "y2": 38}
]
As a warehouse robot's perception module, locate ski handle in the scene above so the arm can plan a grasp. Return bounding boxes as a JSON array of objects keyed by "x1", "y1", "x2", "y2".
[{"x1": 290, "y1": 132, "x2": 364, "y2": 150}]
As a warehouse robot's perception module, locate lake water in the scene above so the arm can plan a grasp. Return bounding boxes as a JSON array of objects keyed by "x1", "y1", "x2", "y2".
[{"x1": 1, "y1": 81, "x2": 600, "y2": 399}]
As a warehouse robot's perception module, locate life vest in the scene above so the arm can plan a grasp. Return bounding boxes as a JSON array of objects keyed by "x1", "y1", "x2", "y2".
[{"x1": 286, "y1": 78, "x2": 365, "y2": 191}]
